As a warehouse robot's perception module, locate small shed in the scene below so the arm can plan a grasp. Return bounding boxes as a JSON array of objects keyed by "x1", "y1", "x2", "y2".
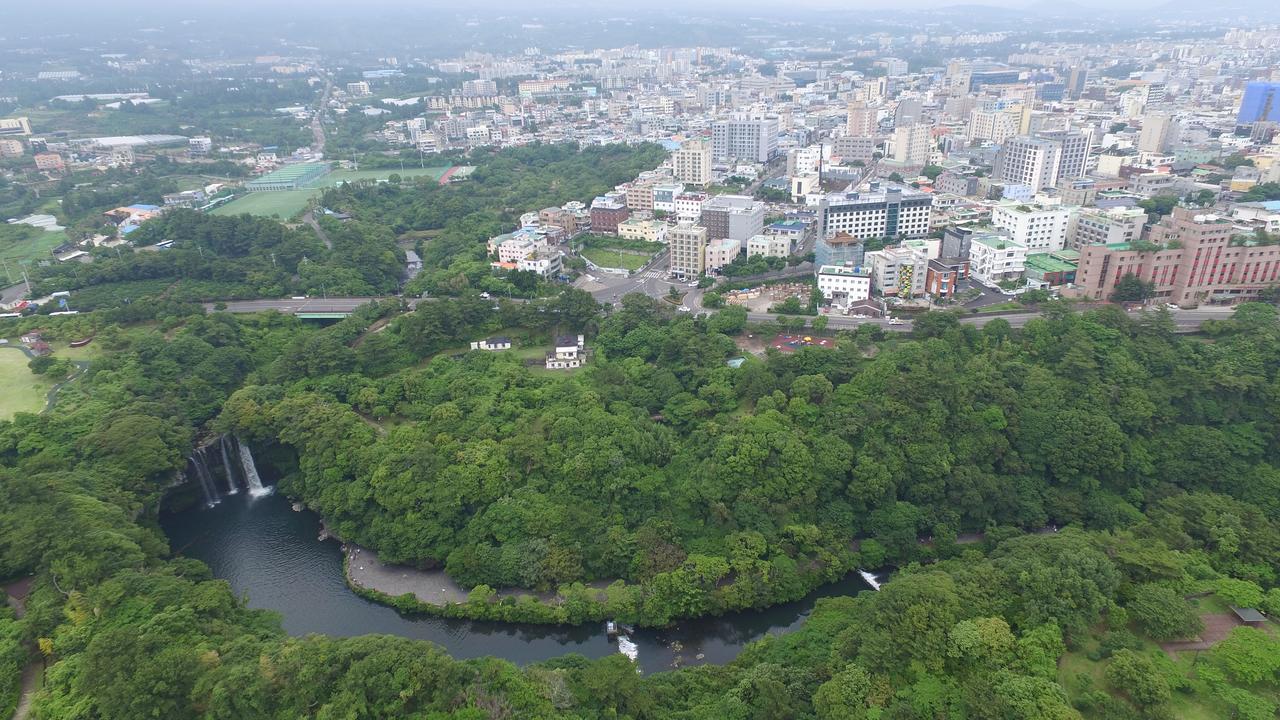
[{"x1": 1231, "y1": 606, "x2": 1267, "y2": 625}]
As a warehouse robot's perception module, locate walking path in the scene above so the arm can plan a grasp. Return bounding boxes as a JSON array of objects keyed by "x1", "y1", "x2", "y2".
[{"x1": 4, "y1": 578, "x2": 35, "y2": 720}]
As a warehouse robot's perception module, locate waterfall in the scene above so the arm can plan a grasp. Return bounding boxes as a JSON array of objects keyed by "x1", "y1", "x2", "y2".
[
  {"x1": 236, "y1": 437, "x2": 271, "y2": 497},
  {"x1": 858, "y1": 569, "x2": 882, "y2": 591},
  {"x1": 190, "y1": 449, "x2": 219, "y2": 507},
  {"x1": 219, "y1": 435, "x2": 239, "y2": 495}
]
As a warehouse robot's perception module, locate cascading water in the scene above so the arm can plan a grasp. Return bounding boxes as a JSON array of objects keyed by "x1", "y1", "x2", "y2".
[
  {"x1": 236, "y1": 437, "x2": 271, "y2": 497},
  {"x1": 190, "y1": 448, "x2": 220, "y2": 506},
  {"x1": 219, "y1": 435, "x2": 239, "y2": 494},
  {"x1": 858, "y1": 570, "x2": 882, "y2": 591}
]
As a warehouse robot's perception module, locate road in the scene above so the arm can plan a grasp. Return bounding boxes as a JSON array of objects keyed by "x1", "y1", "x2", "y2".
[
  {"x1": 204, "y1": 297, "x2": 398, "y2": 314},
  {"x1": 203, "y1": 294, "x2": 1238, "y2": 334}
]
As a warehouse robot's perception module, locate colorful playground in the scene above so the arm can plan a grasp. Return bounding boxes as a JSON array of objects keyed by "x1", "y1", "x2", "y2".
[{"x1": 769, "y1": 334, "x2": 834, "y2": 352}]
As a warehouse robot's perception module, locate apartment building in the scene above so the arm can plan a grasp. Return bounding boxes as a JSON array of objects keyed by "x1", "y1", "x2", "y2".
[
  {"x1": 994, "y1": 131, "x2": 1091, "y2": 190},
  {"x1": 1071, "y1": 207, "x2": 1280, "y2": 305},
  {"x1": 700, "y1": 195, "x2": 765, "y2": 246},
  {"x1": 890, "y1": 123, "x2": 931, "y2": 167},
  {"x1": 814, "y1": 183, "x2": 933, "y2": 241},
  {"x1": 1069, "y1": 206, "x2": 1146, "y2": 248},
  {"x1": 832, "y1": 136, "x2": 877, "y2": 164},
  {"x1": 969, "y1": 108, "x2": 1021, "y2": 144},
  {"x1": 712, "y1": 116, "x2": 779, "y2": 162},
  {"x1": 669, "y1": 222, "x2": 709, "y2": 278},
  {"x1": 865, "y1": 239, "x2": 935, "y2": 297},
  {"x1": 673, "y1": 139, "x2": 712, "y2": 187},
  {"x1": 652, "y1": 182, "x2": 685, "y2": 213},
  {"x1": 846, "y1": 100, "x2": 880, "y2": 137},
  {"x1": 617, "y1": 218, "x2": 667, "y2": 244},
  {"x1": 0, "y1": 139, "x2": 23, "y2": 158},
  {"x1": 747, "y1": 234, "x2": 790, "y2": 258},
  {"x1": 675, "y1": 192, "x2": 708, "y2": 222},
  {"x1": 991, "y1": 201, "x2": 1073, "y2": 253}
]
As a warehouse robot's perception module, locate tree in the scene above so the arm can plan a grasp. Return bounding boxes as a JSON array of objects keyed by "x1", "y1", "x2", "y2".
[
  {"x1": 888, "y1": 172, "x2": 904, "y2": 183},
  {"x1": 1105, "y1": 649, "x2": 1171, "y2": 711},
  {"x1": 1126, "y1": 584, "x2": 1203, "y2": 640},
  {"x1": 812, "y1": 315, "x2": 829, "y2": 334},
  {"x1": 1210, "y1": 627, "x2": 1280, "y2": 686},
  {"x1": 921, "y1": 165, "x2": 945, "y2": 181},
  {"x1": 814, "y1": 664, "x2": 874, "y2": 719},
  {"x1": 1110, "y1": 273, "x2": 1154, "y2": 302},
  {"x1": 27, "y1": 354, "x2": 55, "y2": 374}
]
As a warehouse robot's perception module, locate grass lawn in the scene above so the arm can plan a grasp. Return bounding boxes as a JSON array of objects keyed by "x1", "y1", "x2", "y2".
[
  {"x1": 973, "y1": 301, "x2": 1025, "y2": 313},
  {"x1": 47, "y1": 340, "x2": 102, "y2": 362},
  {"x1": 211, "y1": 167, "x2": 452, "y2": 218},
  {"x1": 581, "y1": 247, "x2": 652, "y2": 271},
  {"x1": 210, "y1": 190, "x2": 314, "y2": 219},
  {"x1": 0, "y1": 225, "x2": 65, "y2": 275},
  {"x1": 0, "y1": 347, "x2": 55, "y2": 420}
]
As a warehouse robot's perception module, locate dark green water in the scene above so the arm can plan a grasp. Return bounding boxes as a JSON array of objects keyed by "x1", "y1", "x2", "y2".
[{"x1": 161, "y1": 490, "x2": 872, "y2": 674}]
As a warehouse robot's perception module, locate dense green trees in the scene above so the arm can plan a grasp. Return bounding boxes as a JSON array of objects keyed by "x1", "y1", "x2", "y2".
[{"x1": 5, "y1": 297, "x2": 1280, "y2": 718}]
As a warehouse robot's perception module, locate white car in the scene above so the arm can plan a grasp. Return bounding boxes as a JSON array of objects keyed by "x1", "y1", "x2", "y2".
[
  {"x1": 677, "y1": 305, "x2": 691, "y2": 312},
  {"x1": 1166, "y1": 303, "x2": 1180, "y2": 310},
  {"x1": 887, "y1": 318, "x2": 905, "y2": 326}
]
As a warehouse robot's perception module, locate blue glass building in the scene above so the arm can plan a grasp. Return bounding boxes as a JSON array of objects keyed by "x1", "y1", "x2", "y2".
[{"x1": 1238, "y1": 82, "x2": 1280, "y2": 124}]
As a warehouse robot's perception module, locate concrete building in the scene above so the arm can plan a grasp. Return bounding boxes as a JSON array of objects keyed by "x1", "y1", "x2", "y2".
[
  {"x1": 969, "y1": 234, "x2": 1027, "y2": 284},
  {"x1": 991, "y1": 202, "x2": 1073, "y2": 253},
  {"x1": 832, "y1": 136, "x2": 877, "y2": 164},
  {"x1": 674, "y1": 192, "x2": 708, "y2": 223},
  {"x1": 1069, "y1": 206, "x2": 1147, "y2": 248},
  {"x1": 590, "y1": 194, "x2": 630, "y2": 234},
  {"x1": 747, "y1": 233, "x2": 790, "y2": 258},
  {"x1": 0, "y1": 139, "x2": 24, "y2": 158},
  {"x1": 970, "y1": 108, "x2": 1021, "y2": 144},
  {"x1": 1138, "y1": 112, "x2": 1177, "y2": 154},
  {"x1": 712, "y1": 116, "x2": 778, "y2": 162},
  {"x1": 705, "y1": 236, "x2": 741, "y2": 274},
  {"x1": 815, "y1": 232, "x2": 864, "y2": 268},
  {"x1": 517, "y1": 250, "x2": 564, "y2": 278},
  {"x1": 846, "y1": 100, "x2": 880, "y2": 137},
  {"x1": 1038, "y1": 130, "x2": 1092, "y2": 181},
  {"x1": 995, "y1": 136, "x2": 1059, "y2": 190},
  {"x1": 1024, "y1": 251, "x2": 1078, "y2": 287},
  {"x1": 1071, "y1": 207, "x2": 1280, "y2": 305},
  {"x1": 890, "y1": 123, "x2": 931, "y2": 167},
  {"x1": 346, "y1": 81, "x2": 372, "y2": 97},
  {"x1": 865, "y1": 240, "x2": 933, "y2": 297},
  {"x1": 652, "y1": 182, "x2": 685, "y2": 213},
  {"x1": 925, "y1": 258, "x2": 970, "y2": 300},
  {"x1": 546, "y1": 335, "x2": 585, "y2": 370},
  {"x1": 814, "y1": 183, "x2": 933, "y2": 241},
  {"x1": 669, "y1": 222, "x2": 709, "y2": 278},
  {"x1": 617, "y1": 218, "x2": 667, "y2": 244},
  {"x1": 816, "y1": 264, "x2": 872, "y2": 303},
  {"x1": 700, "y1": 195, "x2": 765, "y2": 246},
  {"x1": 0, "y1": 117, "x2": 32, "y2": 136},
  {"x1": 674, "y1": 139, "x2": 712, "y2": 187},
  {"x1": 188, "y1": 137, "x2": 213, "y2": 156}
]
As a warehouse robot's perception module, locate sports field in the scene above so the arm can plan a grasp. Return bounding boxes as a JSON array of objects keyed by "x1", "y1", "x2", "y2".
[
  {"x1": 212, "y1": 166, "x2": 452, "y2": 218},
  {"x1": 0, "y1": 347, "x2": 54, "y2": 420}
]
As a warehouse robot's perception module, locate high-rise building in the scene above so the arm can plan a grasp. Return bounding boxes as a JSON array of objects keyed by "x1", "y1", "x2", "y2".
[
  {"x1": 969, "y1": 108, "x2": 1022, "y2": 144},
  {"x1": 1038, "y1": 129, "x2": 1092, "y2": 180},
  {"x1": 1138, "y1": 112, "x2": 1177, "y2": 154},
  {"x1": 891, "y1": 123, "x2": 931, "y2": 167},
  {"x1": 1068, "y1": 207, "x2": 1147, "y2": 248},
  {"x1": 1066, "y1": 66, "x2": 1089, "y2": 100},
  {"x1": 711, "y1": 116, "x2": 779, "y2": 162},
  {"x1": 846, "y1": 100, "x2": 879, "y2": 137},
  {"x1": 669, "y1": 221, "x2": 709, "y2": 278},
  {"x1": 700, "y1": 195, "x2": 766, "y2": 246},
  {"x1": 673, "y1": 139, "x2": 712, "y2": 187},
  {"x1": 814, "y1": 183, "x2": 934, "y2": 241},
  {"x1": 994, "y1": 136, "x2": 1060, "y2": 190},
  {"x1": 1237, "y1": 82, "x2": 1280, "y2": 125}
]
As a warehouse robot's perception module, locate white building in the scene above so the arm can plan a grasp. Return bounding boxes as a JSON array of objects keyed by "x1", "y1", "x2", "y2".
[
  {"x1": 968, "y1": 233, "x2": 1027, "y2": 284},
  {"x1": 674, "y1": 192, "x2": 708, "y2": 223},
  {"x1": 969, "y1": 108, "x2": 1021, "y2": 144},
  {"x1": 865, "y1": 240, "x2": 935, "y2": 297},
  {"x1": 890, "y1": 123, "x2": 932, "y2": 167},
  {"x1": 517, "y1": 250, "x2": 564, "y2": 278},
  {"x1": 747, "y1": 234, "x2": 790, "y2": 258},
  {"x1": 712, "y1": 116, "x2": 779, "y2": 163},
  {"x1": 991, "y1": 202, "x2": 1073, "y2": 253},
  {"x1": 994, "y1": 136, "x2": 1060, "y2": 190},
  {"x1": 813, "y1": 183, "x2": 934, "y2": 241},
  {"x1": 652, "y1": 182, "x2": 685, "y2": 213},
  {"x1": 470, "y1": 337, "x2": 512, "y2": 351},
  {"x1": 346, "y1": 81, "x2": 372, "y2": 97},
  {"x1": 546, "y1": 335, "x2": 585, "y2": 370},
  {"x1": 817, "y1": 264, "x2": 872, "y2": 302},
  {"x1": 1069, "y1": 206, "x2": 1148, "y2": 248},
  {"x1": 705, "y1": 237, "x2": 741, "y2": 274}
]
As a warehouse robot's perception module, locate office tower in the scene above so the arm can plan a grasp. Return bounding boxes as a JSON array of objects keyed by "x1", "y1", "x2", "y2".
[
  {"x1": 846, "y1": 100, "x2": 879, "y2": 137},
  {"x1": 1038, "y1": 129, "x2": 1092, "y2": 179},
  {"x1": 970, "y1": 108, "x2": 1021, "y2": 144},
  {"x1": 892, "y1": 123, "x2": 932, "y2": 167},
  {"x1": 1237, "y1": 82, "x2": 1280, "y2": 125},
  {"x1": 711, "y1": 116, "x2": 779, "y2": 162},
  {"x1": 673, "y1": 139, "x2": 712, "y2": 187}
]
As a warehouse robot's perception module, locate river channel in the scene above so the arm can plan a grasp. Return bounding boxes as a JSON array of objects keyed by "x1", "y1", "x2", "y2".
[{"x1": 161, "y1": 488, "x2": 873, "y2": 674}]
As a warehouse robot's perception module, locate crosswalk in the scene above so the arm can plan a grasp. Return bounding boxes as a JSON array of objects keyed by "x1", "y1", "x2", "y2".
[{"x1": 634, "y1": 266, "x2": 669, "y2": 280}]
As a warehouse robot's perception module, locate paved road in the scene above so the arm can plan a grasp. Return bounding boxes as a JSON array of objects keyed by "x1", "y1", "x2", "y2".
[
  {"x1": 204, "y1": 297, "x2": 397, "y2": 314},
  {"x1": 744, "y1": 305, "x2": 1237, "y2": 333}
]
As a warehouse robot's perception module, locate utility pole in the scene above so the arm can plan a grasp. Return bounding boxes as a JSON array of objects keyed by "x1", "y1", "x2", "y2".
[{"x1": 0, "y1": 258, "x2": 12, "y2": 284}]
